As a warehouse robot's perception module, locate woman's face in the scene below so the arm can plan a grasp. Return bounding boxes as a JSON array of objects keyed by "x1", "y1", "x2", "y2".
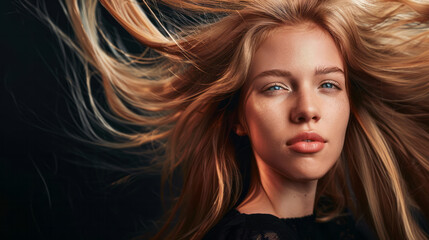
[{"x1": 240, "y1": 24, "x2": 350, "y2": 181}]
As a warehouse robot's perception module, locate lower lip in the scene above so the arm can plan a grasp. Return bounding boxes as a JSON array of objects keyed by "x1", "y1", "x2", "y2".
[{"x1": 289, "y1": 141, "x2": 325, "y2": 153}]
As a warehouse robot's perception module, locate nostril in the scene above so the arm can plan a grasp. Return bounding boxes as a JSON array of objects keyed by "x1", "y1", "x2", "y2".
[{"x1": 292, "y1": 111, "x2": 320, "y2": 123}]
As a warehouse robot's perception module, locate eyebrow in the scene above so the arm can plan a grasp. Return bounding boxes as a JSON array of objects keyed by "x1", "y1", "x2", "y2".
[
  {"x1": 314, "y1": 66, "x2": 344, "y2": 75},
  {"x1": 252, "y1": 66, "x2": 344, "y2": 81},
  {"x1": 253, "y1": 69, "x2": 292, "y2": 80}
]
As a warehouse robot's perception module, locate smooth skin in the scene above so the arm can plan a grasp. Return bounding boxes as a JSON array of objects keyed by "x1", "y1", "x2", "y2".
[{"x1": 236, "y1": 23, "x2": 350, "y2": 218}]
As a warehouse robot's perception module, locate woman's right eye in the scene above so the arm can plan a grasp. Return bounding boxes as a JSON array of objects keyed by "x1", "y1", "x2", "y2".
[
  {"x1": 267, "y1": 85, "x2": 283, "y2": 91},
  {"x1": 264, "y1": 84, "x2": 288, "y2": 93}
]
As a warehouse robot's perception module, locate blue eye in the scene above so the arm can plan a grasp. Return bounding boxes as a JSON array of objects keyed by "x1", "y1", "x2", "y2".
[
  {"x1": 320, "y1": 82, "x2": 336, "y2": 89},
  {"x1": 266, "y1": 85, "x2": 284, "y2": 91},
  {"x1": 265, "y1": 85, "x2": 285, "y2": 92}
]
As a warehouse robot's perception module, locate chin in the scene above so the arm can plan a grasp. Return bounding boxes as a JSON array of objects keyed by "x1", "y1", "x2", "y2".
[{"x1": 284, "y1": 167, "x2": 332, "y2": 182}]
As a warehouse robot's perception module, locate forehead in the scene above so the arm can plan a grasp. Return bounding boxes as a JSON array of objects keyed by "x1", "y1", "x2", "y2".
[{"x1": 248, "y1": 23, "x2": 344, "y2": 78}]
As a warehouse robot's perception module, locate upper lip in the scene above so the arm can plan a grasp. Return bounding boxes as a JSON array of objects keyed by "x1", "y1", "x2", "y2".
[{"x1": 286, "y1": 132, "x2": 326, "y2": 145}]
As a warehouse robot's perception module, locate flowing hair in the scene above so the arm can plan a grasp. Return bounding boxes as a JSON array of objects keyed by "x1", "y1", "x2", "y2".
[{"x1": 51, "y1": 0, "x2": 429, "y2": 239}]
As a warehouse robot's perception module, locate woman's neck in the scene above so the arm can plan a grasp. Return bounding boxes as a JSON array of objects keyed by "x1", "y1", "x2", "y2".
[{"x1": 237, "y1": 159, "x2": 318, "y2": 219}]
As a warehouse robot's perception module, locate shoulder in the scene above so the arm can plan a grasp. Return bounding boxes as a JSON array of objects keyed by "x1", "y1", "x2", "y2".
[
  {"x1": 203, "y1": 210, "x2": 247, "y2": 240},
  {"x1": 203, "y1": 209, "x2": 372, "y2": 240},
  {"x1": 318, "y1": 213, "x2": 376, "y2": 240}
]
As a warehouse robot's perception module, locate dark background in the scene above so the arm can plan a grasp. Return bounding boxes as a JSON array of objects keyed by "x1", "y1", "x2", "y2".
[{"x1": 1, "y1": 1, "x2": 164, "y2": 239}]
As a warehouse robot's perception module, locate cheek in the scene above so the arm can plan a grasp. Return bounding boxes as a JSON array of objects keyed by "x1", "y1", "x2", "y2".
[
  {"x1": 244, "y1": 98, "x2": 287, "y2": 155},
  {"x1": 327, "y1": 96, "x2": 350, "y2": 150},
  {"x1": 338, "y1": 97, "x2": 350, "y2": 131},
  {"x1": 245, "y1": 100, "x2": 272, "y2": 142}
]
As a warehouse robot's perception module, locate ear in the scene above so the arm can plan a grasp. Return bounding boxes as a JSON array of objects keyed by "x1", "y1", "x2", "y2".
[{"x1": 234, "y1": 123, "x2": 246, "y2": 136}]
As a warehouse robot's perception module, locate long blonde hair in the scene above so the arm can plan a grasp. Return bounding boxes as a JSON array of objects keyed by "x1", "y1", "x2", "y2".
[{"x1": 57, "y1": 0, "x2": 429, "y2": 239}]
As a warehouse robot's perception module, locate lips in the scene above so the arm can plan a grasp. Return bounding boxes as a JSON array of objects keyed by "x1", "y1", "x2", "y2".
[{"x1": 286, "y1": 132, "x2": 326, "y2": 153}]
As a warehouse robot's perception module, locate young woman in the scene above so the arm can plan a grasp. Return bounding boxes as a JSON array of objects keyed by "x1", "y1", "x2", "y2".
[{"x1": 56, "y1": 0, "x2": 429, "y2": 239}]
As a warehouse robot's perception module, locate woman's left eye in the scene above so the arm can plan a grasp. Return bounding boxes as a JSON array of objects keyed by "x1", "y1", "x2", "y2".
[{"x1": 320, "y1": 82, "x2": 338, "y2": 89}]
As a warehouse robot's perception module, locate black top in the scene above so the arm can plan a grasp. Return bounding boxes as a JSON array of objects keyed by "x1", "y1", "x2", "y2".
[{"x1": 204, "y1": 209, "x2": 369, "y2": 240}]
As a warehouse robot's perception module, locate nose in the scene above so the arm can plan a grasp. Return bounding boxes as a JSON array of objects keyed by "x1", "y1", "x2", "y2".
[{"x1": 290, "y1": 89, "x2": 321, "y2": 123}]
